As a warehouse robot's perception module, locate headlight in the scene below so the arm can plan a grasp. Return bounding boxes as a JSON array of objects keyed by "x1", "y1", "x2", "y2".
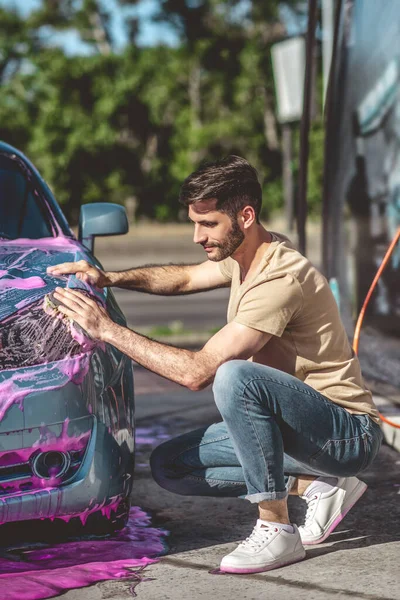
[{"x1": 0, "y1": 298, "x2": 82, "y2": 370}]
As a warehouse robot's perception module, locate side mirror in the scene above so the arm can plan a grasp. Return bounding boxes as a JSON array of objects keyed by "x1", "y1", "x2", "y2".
[{"x1": 78, "y1": 203, "x2": 129, "y2": 253}]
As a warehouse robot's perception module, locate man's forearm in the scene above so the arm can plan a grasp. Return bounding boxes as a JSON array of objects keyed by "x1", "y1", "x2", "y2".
[
  {"x1": 104, "y1": 322, "x2": 215, "y2": 390},
  {"x1": 105, "y1": 264, "x2": 198, "y2": 295}
]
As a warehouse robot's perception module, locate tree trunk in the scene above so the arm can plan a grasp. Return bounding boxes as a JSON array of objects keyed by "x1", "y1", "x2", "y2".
[
  {"x1": 188, "y1": 62, "x2": 202, "y2": 164},
  {"x1": 141, "y1": 134, "x2": 158, "y2": 174},
  {"x1": 88, "y1": 11, "x2": 112, "y2": 55},
  {"x1": 188, "y1": 62, "x2": 201, "y2": 128}
]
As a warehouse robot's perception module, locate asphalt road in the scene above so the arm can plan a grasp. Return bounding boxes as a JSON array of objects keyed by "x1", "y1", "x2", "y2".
[
  {"x1": 94, "y1": 220, "x2": 320, "y2": 334},
  {"x1": 95, "y1": 226, "x2": 231, "y2": 332},
  {"x1": 110, "y1": 287, "x2": 230, "y2": 331}
]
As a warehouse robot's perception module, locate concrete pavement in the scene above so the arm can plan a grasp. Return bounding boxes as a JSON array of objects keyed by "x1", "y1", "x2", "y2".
[{"x1": 63, "y1": 367, "x2": 400, "y2": 600}]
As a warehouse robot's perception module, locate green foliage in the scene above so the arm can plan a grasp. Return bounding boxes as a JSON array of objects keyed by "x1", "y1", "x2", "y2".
[
  {"x1": 0, "y1": 0, "x2": 324, "y2": 222},
  {"x1": 307, "y1": 119, "x2": 325, "y2": 216}
]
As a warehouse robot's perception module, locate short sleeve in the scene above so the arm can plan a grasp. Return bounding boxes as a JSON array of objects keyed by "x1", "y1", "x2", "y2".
[
  {"x1": 233, "y1": 275, "x2": 303, "y2": 337},
  {"x1": 218, "y1": 257, "x2": 234, "y2": 282}
]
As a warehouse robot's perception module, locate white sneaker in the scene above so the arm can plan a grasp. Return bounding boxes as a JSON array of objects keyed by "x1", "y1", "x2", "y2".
[
  {"x1": 220, "y1": 520, "x2": 306, "y2": 574},
  {"x1": 298, "y1": 476, "x2": 367, "y2": 545}
]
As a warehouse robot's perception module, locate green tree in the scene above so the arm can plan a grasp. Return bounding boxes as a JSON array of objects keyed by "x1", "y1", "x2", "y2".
[{"x1": 0, "y1": 0, "x2": 324, "y2": 222}]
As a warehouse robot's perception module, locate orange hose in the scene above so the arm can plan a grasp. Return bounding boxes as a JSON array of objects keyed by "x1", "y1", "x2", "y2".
[{"x1": 352, "y1": 226, "x2": 400, "y2": 429}]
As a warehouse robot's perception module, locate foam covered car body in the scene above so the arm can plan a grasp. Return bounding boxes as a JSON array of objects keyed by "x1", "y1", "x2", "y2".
[{"x1": 0, "y1": 142, "x2": 134, "y2": 531}]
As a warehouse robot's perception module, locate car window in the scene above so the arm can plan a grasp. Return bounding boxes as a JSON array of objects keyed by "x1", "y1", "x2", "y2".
[{"x1": 0, "y1": 155, "x2": 53, "y2": 239}]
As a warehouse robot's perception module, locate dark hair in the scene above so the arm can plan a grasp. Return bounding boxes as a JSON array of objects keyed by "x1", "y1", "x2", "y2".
[{"x1": 179, "y1": 155, "x2": 262, "y2": 223}]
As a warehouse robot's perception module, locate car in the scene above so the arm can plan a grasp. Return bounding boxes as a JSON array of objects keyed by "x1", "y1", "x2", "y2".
[{"x1": 0, "y1": 141, "x2": 135, "y2": 534}]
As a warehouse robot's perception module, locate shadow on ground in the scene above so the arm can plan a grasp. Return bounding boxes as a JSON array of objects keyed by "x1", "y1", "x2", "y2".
[{"x1": 133, "y1": 390, "x2": 400, "y2": 561}]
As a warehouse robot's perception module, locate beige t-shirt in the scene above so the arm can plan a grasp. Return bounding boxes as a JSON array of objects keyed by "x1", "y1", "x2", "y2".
[{"x1": 218, "y1": 232, "x2": 380, "y2": 423}]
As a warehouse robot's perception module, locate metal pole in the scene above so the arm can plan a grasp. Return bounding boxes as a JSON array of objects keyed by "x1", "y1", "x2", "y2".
[
  {"x1": 322, "y1": 0, "x2": 344, "y2": 277},
  {"x1": 282, "y1": 123, "x2": 294, "y2": 231},
  {"x1": 322, "y1": 0, "x2": 335, "y2": 108},
  {"x1": 297, "y1": 0, "x2": 318, "y2": 256}
]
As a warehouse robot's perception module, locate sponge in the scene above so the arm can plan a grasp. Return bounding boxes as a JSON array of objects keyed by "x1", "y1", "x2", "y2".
[{"x1": 43, "y1": 290, "x2": 94, "y2": 341}]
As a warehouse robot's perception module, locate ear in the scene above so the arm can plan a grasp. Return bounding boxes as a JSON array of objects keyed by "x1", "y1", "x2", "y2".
[{"x1": 240, "y1": 205, "x2": 256, "y2": 230}]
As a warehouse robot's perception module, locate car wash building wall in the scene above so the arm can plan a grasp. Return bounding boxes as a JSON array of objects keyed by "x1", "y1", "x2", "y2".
[{"x1": 323, "y1": 0, "x2": 400, "y2": 330}]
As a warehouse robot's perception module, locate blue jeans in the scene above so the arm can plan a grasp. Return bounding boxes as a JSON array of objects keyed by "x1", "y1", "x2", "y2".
[{"x1": 150, "y1": 361, "x2": 383, "y2": 503}]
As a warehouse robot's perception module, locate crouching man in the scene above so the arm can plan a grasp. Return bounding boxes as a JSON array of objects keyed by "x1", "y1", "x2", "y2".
[{"x1": 48, "y1": 156, "x2": 382, "y2": 574}]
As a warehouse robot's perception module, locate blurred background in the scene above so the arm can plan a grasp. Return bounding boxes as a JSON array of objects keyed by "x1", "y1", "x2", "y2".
[{"x1": 0, "y1": 0, "x2": 323, "y2": 224}]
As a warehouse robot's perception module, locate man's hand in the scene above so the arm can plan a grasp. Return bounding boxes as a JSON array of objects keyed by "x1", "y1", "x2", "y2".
[
  {"x1": 51, "y1": 287, "x2": 273, "y2": 389},
  {"x1": 47, "y1": 260, "x2": 110, "y2": 288},
  {"x1": 53, "y1": 287, "x2": 117, "y2": 341}
]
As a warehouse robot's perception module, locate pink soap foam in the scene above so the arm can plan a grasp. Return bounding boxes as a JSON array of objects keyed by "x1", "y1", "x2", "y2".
[
  {"x1": 15, "y1": 297, "x2": 36, "y2": 310},
  {"x1": 0, "y1": 353, "x2": 90, "y2": 421},
  {"x1": 0, "y1": 418, "x2": 93, "y2": 495},
  {"x1": 136, "y1": 425, "x2": 171, "y2": 446},
  {"x1": 0, "y1": 231, "x2": 160, "y2": 598},
  {"x1": 0, "y1": 276, "x2": 46, "y2": 290},
  {"x1": 69, "y1": 321, "x2": 105, "y2": 353},
  {"x1": 0, "y1": 506, "x2": 168, "y2": 600},
  {"x1": 2, "y1": 236, "x2": 80, "y2": 251},
  {"x1": 0, "y1": 420, "x2": 92, "y2": 494},
  {"x1": 57, "y1": 352, "x2": 91, "y2": 385}
]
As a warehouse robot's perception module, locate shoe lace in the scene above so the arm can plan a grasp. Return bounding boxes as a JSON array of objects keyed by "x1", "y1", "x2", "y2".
[
  {"x1": 304, "y1": 494, "x2": 319, "y2": 526},
  {"x1": 239, "y1": 524, "x2": 277, "y2": 551}
]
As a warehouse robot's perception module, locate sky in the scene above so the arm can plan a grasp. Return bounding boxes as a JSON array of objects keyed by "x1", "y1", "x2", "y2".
[
  {"x1": 1, "y1": 0, "x2": 309, "y2": 54},
  {"x1": 0, "y1": 0, "x2": 179, "y2": 52}
]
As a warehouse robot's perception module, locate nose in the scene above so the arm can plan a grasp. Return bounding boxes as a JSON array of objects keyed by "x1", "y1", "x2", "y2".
[{"x1": 193, "y1": 224, "x2": 207, "y2": 245}]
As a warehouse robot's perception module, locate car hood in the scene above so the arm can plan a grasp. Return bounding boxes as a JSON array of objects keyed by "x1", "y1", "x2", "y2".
[
  {"x1": 0, "y1": 236, "x2": 107, "y2": 322},
  {"x1": 0, "y1": 236, "x2": 107, "y2": 424}
]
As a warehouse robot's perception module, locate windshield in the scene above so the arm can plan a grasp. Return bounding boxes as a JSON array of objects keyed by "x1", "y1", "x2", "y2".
[{"x1": 0, "y1": 154, "x2": 53, "y2": 240}]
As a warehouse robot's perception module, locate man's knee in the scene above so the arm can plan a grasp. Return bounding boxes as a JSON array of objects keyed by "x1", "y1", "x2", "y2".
[
  {"x1": 213, "y1": 360, "x2": 254, "y2": 413},
  {"x1": 213, "y1": 360, "x2": 280, "y2": 417},
  {"x1": 213, "y1": 360, "x2": 247, "y2": 392}
]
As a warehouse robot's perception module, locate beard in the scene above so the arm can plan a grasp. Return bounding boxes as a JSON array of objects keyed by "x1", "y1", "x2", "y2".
[{"x1": 204, "y1": 219, "x2": 245, "y2": 262}]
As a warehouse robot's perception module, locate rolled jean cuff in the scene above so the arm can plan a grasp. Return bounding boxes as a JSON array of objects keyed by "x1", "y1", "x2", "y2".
[
  {"x1": 245, "y1": 489, "x2": 288, "y2": 503},
  {"x1": 286, "y1": 476, "x2": 296, "y2": 493}
]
